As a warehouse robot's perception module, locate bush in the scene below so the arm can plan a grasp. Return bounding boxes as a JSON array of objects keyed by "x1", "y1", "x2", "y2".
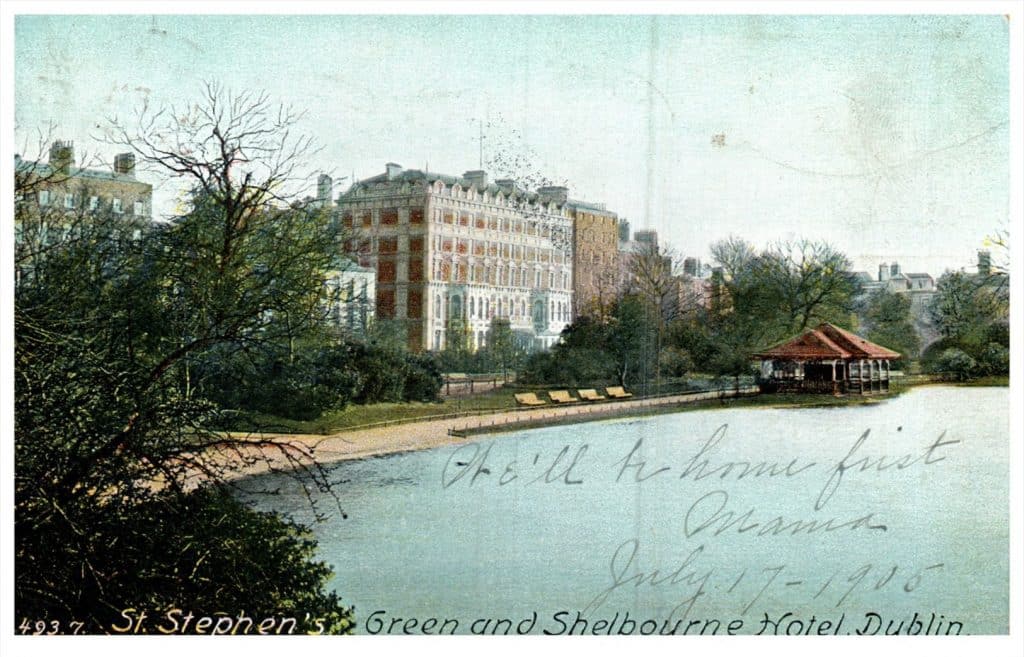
[
  {"x1": 932, "y1": 348, "x2": 977, "y2": 381},
  {"x1": 980, "y1": 343, "x2": 1009, "y2": 376},
  {"x1": 659, "y1": 347, "x2": 693, "y2": 378},
  {"x1": 402, "y1": 353, "x2": 444, "y2": 402},
  {"x1": 16, "y1": 486, "x2": 355, "y2": 633}
]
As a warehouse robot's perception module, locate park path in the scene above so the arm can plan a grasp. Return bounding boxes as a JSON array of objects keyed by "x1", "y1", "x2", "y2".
[{"x1": 219, "y1": 386, "x2": 760, "y2": 480}]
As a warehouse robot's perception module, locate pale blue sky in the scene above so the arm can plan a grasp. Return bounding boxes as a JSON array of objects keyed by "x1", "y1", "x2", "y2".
[{"x1": 15, "y1": 14, "x2": 1010, "y2": 275}]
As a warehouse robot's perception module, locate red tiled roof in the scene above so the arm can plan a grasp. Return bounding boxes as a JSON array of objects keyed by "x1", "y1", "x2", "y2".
[
  {"x1": 753, "y1": 323, "x2": 901, "y2": 360},
  {"x1": 819, "y1": 323, "x2": 901, "y2": 359}
]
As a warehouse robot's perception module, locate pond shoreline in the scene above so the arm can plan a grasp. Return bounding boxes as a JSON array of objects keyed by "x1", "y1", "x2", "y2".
[{"x1": 219, "y1": 384, "x2": 926, "y2": 480}]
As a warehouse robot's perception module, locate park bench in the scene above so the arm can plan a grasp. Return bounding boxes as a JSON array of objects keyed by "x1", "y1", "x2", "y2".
[
  {"x1": 605, "y1": 386, "x2": 633, "y2": 399},
  {"x1": 577, "y1": 389, "x2": 606, "y2": 402},
  {"x1": 514, "y1": 392, "x2": 547, "y2": 406},
  {"x1": 548, "y1": 390, "x2": 579, "y2": 403}
]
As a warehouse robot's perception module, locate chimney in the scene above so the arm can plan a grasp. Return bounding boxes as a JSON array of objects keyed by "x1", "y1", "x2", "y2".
[
  {"x1": 495, "y1": 178, "x2": 517, "y2": 192},
  {"x1": 114, "y1": 153, "x2": 136, "y2": 178},
  {"x1": 49, "y1": 140, "x2": 74, "y2": 175},
  {"x1": 890, "y1": 262, "x2": 901, "y2": 277},
  {"x1": 878, "y1": 263, "x2": 889, "y2": 281},
  {"x1": 977, "y1": 250, "x2": 991, "y2": 276},
  {"x1": 463, "y1": 170, "x2": 488, "y2": 188},
  {"x1": 618, "y1": 219, "x2": 631, "y2": 242},
  {"x1": 537, "y1": 185, "x2": 568, "y2": 204},
  {"x1": 317, "y1": 174, "x2": 333, "y2": 205},
  {"x1": 385, "y1": 162, "x2": 403, "y2": 180},
  {"x1": 634, "y1": 230, "x2": 658, "y2": 250}
]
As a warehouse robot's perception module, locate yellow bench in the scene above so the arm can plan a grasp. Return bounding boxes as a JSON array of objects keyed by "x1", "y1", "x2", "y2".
[
  {"x1": 577, "y1": 388, "x2": 606, "y2": 401},
  {"x1": 514, "y1": 392, "x2": 547, "y2": 406},
  {"x1": 605, "y1": 386, "x2": 633, "y2": 399},
  {"x1": 548, "y1": 390, "x2": 579, "y2": 403}
]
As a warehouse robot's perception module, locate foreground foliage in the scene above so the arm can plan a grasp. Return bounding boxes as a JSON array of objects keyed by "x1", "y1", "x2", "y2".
[{"x1": 16, "y1": 86, "x2": 358, "y2": 632}]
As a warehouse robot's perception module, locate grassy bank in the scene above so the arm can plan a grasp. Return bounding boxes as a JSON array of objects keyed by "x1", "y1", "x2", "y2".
[
  {"x1": 227, "y1": 386, "x2": 523, "y2": 434},
  {"x1": 223, "y1": 373, "x2": 1006, "y2": 436}
]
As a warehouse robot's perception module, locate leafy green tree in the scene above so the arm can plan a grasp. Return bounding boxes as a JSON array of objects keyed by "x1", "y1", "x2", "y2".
[
  {"x1": 924, "y1": 270, "x2": 1009, "y2": 377},
  {"x1": 484, "y1": 317, "x2": 519, "y2": 381},
  {"x1": 518, "y1": 315, "x2": 617, "y2": 387},
  {"x1": 701, "y1": 237, "x2": 860, "y2": 377},
  {"x1": 606, "y1": 294, "x2": 657, "y2": 389},
  {"x1": 930, "y1": 270, "x2": 1007, "y2": 344},
  {"x1": 861, "y1": 289, "x2": 921, "y2": 364}
]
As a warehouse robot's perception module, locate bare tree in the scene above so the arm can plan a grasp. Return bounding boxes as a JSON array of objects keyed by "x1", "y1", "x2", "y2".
[{"x1": 16, "y1": 85, "x2": 354, "y2": 631}]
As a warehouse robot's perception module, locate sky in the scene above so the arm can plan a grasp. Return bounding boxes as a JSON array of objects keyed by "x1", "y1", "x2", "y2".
[{"x1": 13, "y1": 13, "x2": 1011, "y2": 276}]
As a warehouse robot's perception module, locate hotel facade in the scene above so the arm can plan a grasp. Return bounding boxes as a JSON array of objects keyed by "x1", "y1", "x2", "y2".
[{"x1": 337, "y1": 163, "x2": 609, "y2": 352}]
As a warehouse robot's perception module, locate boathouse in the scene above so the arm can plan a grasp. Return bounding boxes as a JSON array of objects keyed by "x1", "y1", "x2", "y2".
[{"x1": 752, "y1": 322, "x2": 901, "y2": 394}]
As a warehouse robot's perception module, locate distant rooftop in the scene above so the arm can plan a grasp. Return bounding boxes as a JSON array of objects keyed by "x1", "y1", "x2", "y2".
[
  {"x1": 344, "y1": 163, "x2": 612, "y2": 213},
  {"x1": 15, "y1": 155, "x2": 149, "y2": 187}
]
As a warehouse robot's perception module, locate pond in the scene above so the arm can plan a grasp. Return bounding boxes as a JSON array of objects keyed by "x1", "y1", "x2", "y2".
[{"x1": 243, "y1": 386, "x2": 1008, "y2": 635}]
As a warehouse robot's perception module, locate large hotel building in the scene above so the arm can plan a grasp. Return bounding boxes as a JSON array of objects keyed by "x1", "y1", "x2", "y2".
[{"x1": 336, "y1": 163, "x2": 620, "y2": 353}]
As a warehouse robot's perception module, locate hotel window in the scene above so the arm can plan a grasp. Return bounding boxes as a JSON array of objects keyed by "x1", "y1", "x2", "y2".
[
  {"x1": 89, "y1": 196, "x2": 99, "y2": 211},
  {"x1": 377, "y1": 290, "x2": 396, "y2": 318},
  {"x1": 112, "y1": 198, "x2": 123, "y2": 214},
  {"x1": 378, "y1": 260, "x2": 396, "y2": 283},
  {"x1": 409, "y1": 259, "x2": 424, "y2": 282},
  {"x1": 407, "y1": 290, "x2": 422, "y2": 319}
]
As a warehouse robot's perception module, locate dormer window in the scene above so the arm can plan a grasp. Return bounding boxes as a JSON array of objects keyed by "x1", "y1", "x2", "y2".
[
  {"x1": 134, "y1": 200, "x2": 144, "y2": 216},
  {"x1": 89, "y1": 196, "x2": 99, "y2": 211},
  {"x1": 112, "y1": 198, "x2": 123, "y2": 214},
  {"x1": 38, "y1": 190, "x2": 50, "y2": 205},
  {"x1": 64, "y1": 193, "x2": 75, "y2": 209}
]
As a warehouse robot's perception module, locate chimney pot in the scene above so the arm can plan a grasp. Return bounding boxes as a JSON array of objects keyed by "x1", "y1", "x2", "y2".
[
  {"x1": 463, "y1": 170, "x2": 488, "y2": 188},
  {"x1": 49, "y1": 140, "x2": 75, "y2": 174},
  {"x1": 114, "y1": 153, "x2": 136, "y2": 178}
]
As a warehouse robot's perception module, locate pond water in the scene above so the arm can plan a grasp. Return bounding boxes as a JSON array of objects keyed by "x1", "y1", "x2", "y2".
[{"x1": 243, "y1": 386, "x2": 1009, "y2": 635}]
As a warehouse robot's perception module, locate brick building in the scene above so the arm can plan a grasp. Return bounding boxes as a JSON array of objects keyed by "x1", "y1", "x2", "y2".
[
  {"x1": 15, "y1": 141, "x2": 152, "y2": 223},
  {"x1": 15, "y1": 141, "x2": 153, "y2": 285},
  {"x1": 337, "y1": 164, "x2": 582, "y2": 352},
  {"x1": 537, "y1": 188, "x2": 620, "y2": 318}
]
